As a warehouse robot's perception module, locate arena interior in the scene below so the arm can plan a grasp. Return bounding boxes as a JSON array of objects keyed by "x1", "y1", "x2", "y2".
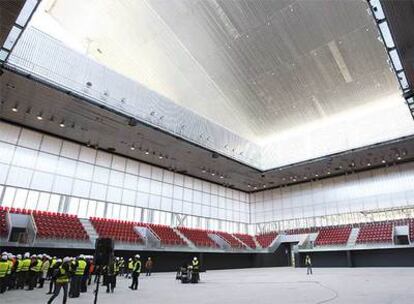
[{"x1": 1, "y1": 0, "x2": 414, "y2": 303}]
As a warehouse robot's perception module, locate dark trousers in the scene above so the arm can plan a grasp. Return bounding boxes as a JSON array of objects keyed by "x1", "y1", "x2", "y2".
[
  {"x1": 307, "y1": 265, "x2": 313, "y2": 275},
  {"x1": 105, "y1": 275, "x2": 116, "y2": 293},
  {"x1": 130, "y1": 273, "x2": 139, "y2": 290},
  {"x1": 69, "y1": 275, "x2": 81, "y2": 297},
  {"x1": 0, "y1": 277, "x2": 6, "y2": 293},
  {"x1": 146, "y1": 269, "x2": 151, "y2": 276},
  {"x1": 39, "y1": 277, "x2": 46, "y2": 288},
  {"x1": 48, "y1": 278, "x2": 56, "y2": 294},
  {"x1": 28, "y1": 271, "x2": 38, "y2": 290},
  {"x1": 47, "y1": 283, "x2": 68, "y2": 304},
  {"x1": 16, "y1": 272, "x2": 25, "y2": 289},
  {"x1": 80, "y1": 275, "x2": 88, "y2": 293}
]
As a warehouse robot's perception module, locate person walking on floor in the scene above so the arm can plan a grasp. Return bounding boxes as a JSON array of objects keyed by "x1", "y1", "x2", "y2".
[
  {"x1": 145, "y1": 257, "x2": 153, "y2": 276},
  {"x1": 47, "y1": 257, "x2": 70, "y2": 304},
  {"x1": 305, "y1": 255, "x2": 312, "y2": 275},
  {"x1": 0, "y1": 254, "x2": 9, "y2": 294},
  {"x1": 129, "y1": 254, "x2": 141, "y2": 290},
  {"x1": 39, "y1": 255, "x2": 50, "y2": 288},
  {"x1": 47, "y1": 258, "x2": 62, "y2": 295}
]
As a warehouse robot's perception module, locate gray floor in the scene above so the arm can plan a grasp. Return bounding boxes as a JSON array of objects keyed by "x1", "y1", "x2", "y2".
[{"x1": 2, "y1": 267, "x2": 414, "y2": 303}]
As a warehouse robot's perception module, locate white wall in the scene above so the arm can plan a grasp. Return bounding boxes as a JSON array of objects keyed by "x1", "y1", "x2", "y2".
[
  {"x1": 0, "y1": 121, "x2": 249, "y2": 224},
  {"x1": 251, "y1": 162, "x2": 414, "y2": 224}
]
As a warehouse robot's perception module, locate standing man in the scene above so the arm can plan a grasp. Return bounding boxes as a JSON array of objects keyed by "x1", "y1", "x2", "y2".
[
  {"x1": 47, "y1": 257, "x2": 70, "y2": 304},
  {"x1": 21, "y1": 252, "x2": 31, "y2": 289},
  {"x1": 39, "y1": 255, "x2": 50, "y2": 288},
  {"x1": 145, "y1": 257, "x2": 153, "y2": 276},
  {"x1": 127, "y1": 258, "x2": 133, "y2": 278},
  {"x1": 47, "y1": 258, "x2": 62, "y2": 295},
  {"x1": 0, "y1": 254, "x2": 9, "y2": 293},
  {"x1": 305, "y1": 255, "x2": 312, "y2": 275},
  {"x1": 70, "y1": 255, "x2": 86, "y2": 298},
  {"x1": 191, "y1": 257, "x2": 200, "y2": 283},
  {"x1": 15, "y1": 254, "x2": 23, "y2": 289},
  {"x1": 129, "y1": 254, "x2": 141, "y2": 290},
  {"x1": 28, "y1": 254, "x2": 41, "y2": 290}
]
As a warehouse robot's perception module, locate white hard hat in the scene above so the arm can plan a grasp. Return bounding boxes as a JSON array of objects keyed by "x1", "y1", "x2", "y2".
[
  {"x1": 56, "y1": 258, "x2": 62, "y2": 263},
  {"x1": 24, "y1": 252, "x2": 30, "y2": 258},
  {"x1": 135, "y1": 254, "x2": 140, "y2": 259},
  {"x1": 63, "y1": 257, "x2": 70, "y2": 263},
  {"x1": 79, "y1": 254, "x2": 85, "y2": 259},
  {"x1": 193, "y1": 257, "x2": 198, "y2": 260},
  {"x1": 1, "y1": 254, "x2": 7, "y2": 261},
  {"x1": 116, "y1": 257, "x2": 120, "y2": 261},
  {"x1": 37, "y1": 254, "x2": 43, "y2": 258},
  {"x1": 17, "y1": 254, "x2": 22, "y2": 259},
  {"x1": 31, "y1": 254, "x2": 36, "y2": 258},
  {"x1": 1, "y1": 252, "x2": 7, "y2": 255}
]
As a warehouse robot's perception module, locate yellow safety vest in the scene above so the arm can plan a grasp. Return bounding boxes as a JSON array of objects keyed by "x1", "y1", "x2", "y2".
[
  {"x1": 16, "y1": 259, "x2": 23, "y2": 272},
  {"x1": 51, "y1": 259, "x2": 57, "y2": 267},
  {"x1": 75, "y1": 260, "x2": 87, "y2": 276},
  {"x1": 192, "y1": 260, "x2": 199, "y2": 270},
  {"x1": 56, "y1": 266, "x2": 69, "y2": 284},
  {"x1": 128, "y1": 261, "x2": 133, "y2": 270},
  {"x1": 7, "y1": 260, "x2": 13, "y2": 275},
  {"x1": 31, "y1": 259, "x2": 42, "y2": 272},
  {"x1": 133, "y1": 260, "x2": 141, "y2": 273},
  {"x1": 21, "y1": 259, "x2": 31, "y2": 272},
  {"x1": 0, "y1": 261, "x2": 8, "y2": 278}
]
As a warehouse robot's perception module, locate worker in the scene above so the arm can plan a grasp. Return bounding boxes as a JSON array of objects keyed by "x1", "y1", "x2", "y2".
[
  {"x1": 28, "y1": 254, "x2": 41, "y2": 290},
  {"x1": 39, "y1": 255, "x2": 51, "y2": 288},
  {"x1": 129, "y1": 254, "x2": 141, "y2": 290},
  {"x1": 305, "y1": 255, "x2": 312, "y2": 275},
  {"x1": 20, "y1": 252, "x2": 31, "y2": 289},
  {"x1": 15, "y1": 254, "x2": 24, "y2": 289},
  {"x1": 0, "y1": 254, "x2": 9, "y2": 293},
  {"x1": 80, "y1": 256, "x2": 91, "y2": 293},
  {"x1": 103, "y1": 257, "x2": 118, "y2": 293},
  {"x1": 48, "y1": 256, "x2": 57, "y2": 279},
  {"x1": 47, "y1": 258, "x2": 62, "y2": 295},
  {"x1": 47, "y1": 257, "x2": 70, "y2": 304},
  {"x1": 127, "y1": 258, "x2": 133, "y2": 278},
  {"x1": 87, "y1": 257, "x2": 94, "y2": 286},
  {"x1": 191, "y1": 257, "x2": 200, "y2": 283},
  {"x1": 69, "y1": 255, "x2": 86, "y2": 298},
  {"x1": 145, "y1": 257, "x2": 153, "y2": 276},
  {"x1": 118, "y1": 257, "x2": 125, "y2": 276},
  {"x1": 6, "y1": 253, "x2": 14, "y2": 290}
]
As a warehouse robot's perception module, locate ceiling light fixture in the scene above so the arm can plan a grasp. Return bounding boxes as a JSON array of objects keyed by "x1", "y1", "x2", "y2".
[
  {"x1": 315, "y1": 174, "x2": 319, "y2": 177},
  {"x1": 220, "y1": 175, "x2": 224, "y2": 179},
  {"x1": 59, "y1": 120, "x2": 65, "y2": 128},
  {"x1": 36, "y1": 113, "x2": 43, "y2": 120},
  {"x1": 201, "y1": 168, "x2": 206, "y2": 173},
  {"x1": 159, "y1": 155, "x2": 163, "y2": 159},
  {"x1": 367, "y1": 162, "x2": 371, "y2": 167},
  {"x1": 382, "y1": 159, "x2": 386, "y2": 164},
  {"x1": 211, "y1": 172, "x2": 215, "y2": 176},
  {"x1": 144, "y1": 150, "x2": 149, "y2": 155},
  {"x1": 11, "y1": 105, "x2": 18, "y2": 112},
  {"x1": 130, "y1": 145, "x2": 136, "y2": 151}
]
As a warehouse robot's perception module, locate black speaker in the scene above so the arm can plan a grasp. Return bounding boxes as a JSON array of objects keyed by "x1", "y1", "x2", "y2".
[{"x1": 94, "y1": 238, "x2": 114, "y2": 266}]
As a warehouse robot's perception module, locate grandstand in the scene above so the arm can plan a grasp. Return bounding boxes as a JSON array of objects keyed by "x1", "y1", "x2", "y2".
[{"x1": 1, "y1": 0, "x2": 414, "y2": 303}]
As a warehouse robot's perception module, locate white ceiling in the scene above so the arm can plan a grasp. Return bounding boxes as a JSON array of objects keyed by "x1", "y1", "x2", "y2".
[{"x1": 30, "y1": 0, "x2": 407, "y2": 145}]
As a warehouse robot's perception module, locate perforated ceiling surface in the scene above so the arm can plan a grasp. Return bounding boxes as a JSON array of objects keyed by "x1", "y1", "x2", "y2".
[{"x1": 29, "y1": 0, "x2": 401, "y2": 144}]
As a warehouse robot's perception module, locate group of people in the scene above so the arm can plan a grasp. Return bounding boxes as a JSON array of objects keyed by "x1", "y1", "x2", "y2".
[
  {"x1": 0, "y1": 251, "x2": 155, "y2": 303},
  {"x1": 176, "y1": 257, "x2": 200, "y2": 284}
]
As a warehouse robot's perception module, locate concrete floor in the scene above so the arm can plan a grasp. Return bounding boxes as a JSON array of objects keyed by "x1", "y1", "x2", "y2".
[{"x1": 2, "y1": 267, "x2": 414, "y2": 304}]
